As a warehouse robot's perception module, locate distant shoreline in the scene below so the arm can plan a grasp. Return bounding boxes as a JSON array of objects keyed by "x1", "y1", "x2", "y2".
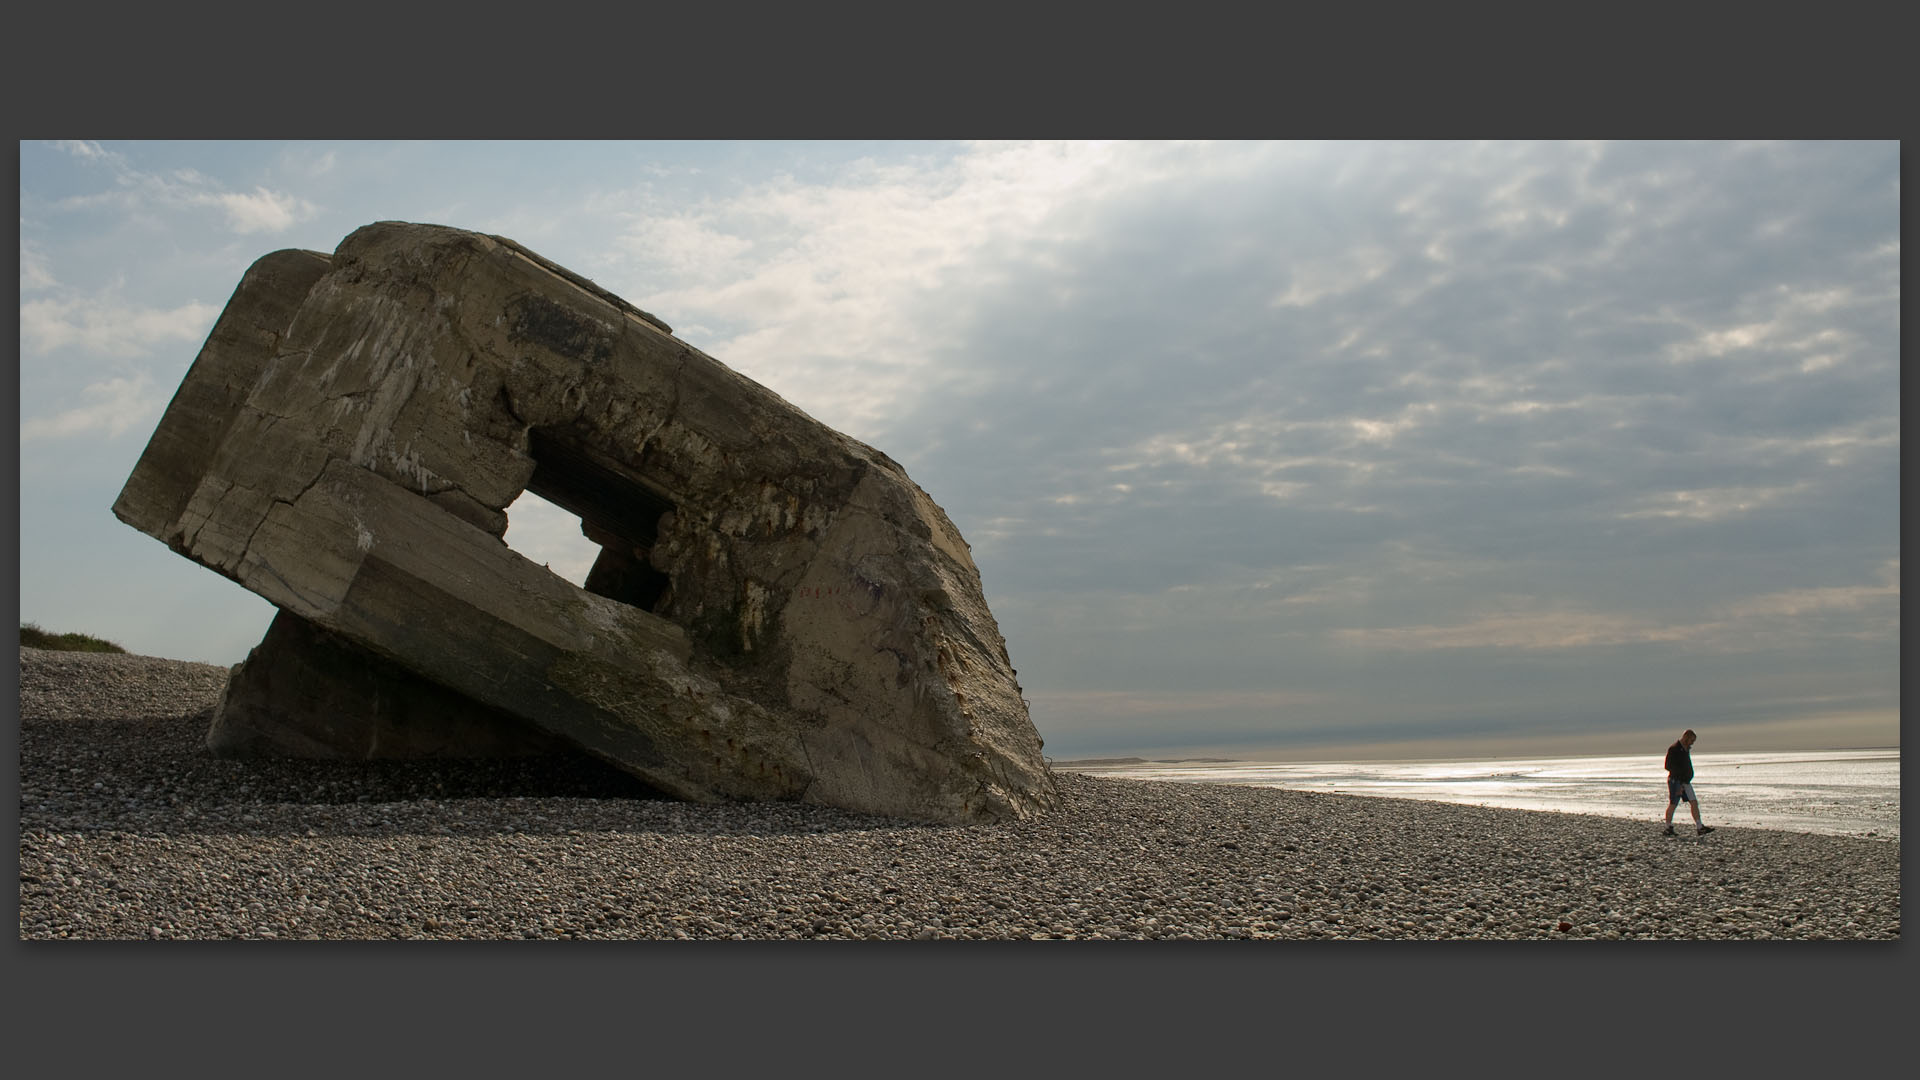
[
  {"x1": 1052, "y1": 757, "x2": 1240, "y2": 767},
  {"x1": 1054, "y1": 749, "x2": 1899, "y2": 843},
  {"x1": 1054, "y1": 746, "x2": 1900, "y2": 768}
]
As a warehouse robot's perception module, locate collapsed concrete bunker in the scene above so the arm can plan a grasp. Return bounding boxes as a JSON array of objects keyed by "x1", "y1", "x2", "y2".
[{"x1": 114, "y1": 222, "x2": 1058, "y2": 824}]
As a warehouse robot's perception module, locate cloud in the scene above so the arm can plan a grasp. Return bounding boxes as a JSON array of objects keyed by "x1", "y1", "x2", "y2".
[
  {"x1": 1269, "y1": 246, "x2": 1398, "y2": 308},
  {"x1": 16, "y1": 140, "x2": 1896, "y2": 757},
  {"x1": 44, "y1": 141, "x2": 317, "y2": 235},
  {"x1": 52, "y1": 139, "x2": 121, "y2": 163},
  {"x1": 1718, "y1": 561, "x2": 1899, "y2": 618},
  {"x1": 588, "y1": 141, "x2": 1265, "y2": 437},
  {"x1": 20, "y1": 240, "x2": 58, "y2": 290},
  {"x1": 205, "y1": 186, "x2": 317, "y2": 234},
  {"x1": 21, "y1": 374, "x2": 160, "y2": 441},
  {"x1": 1033, "y1": 688, "x2": 1331, "y2": 718},
  {"x1": 1027, "y1": 687, "x2": 1339, "y2": 749},
  {"x1": 1331, "y1": 612, "x2": 1701, "y2": 651},
  {"x1": 617, "y1": 214, "x2": 755, "y2": 279},
  {"x1": 1618, "y1": 483, "x2": 1810, "y2": 522},
  {"x1": 1328, "y1": 560, "x2": 1898, "y2": 655},
  {"x1": 20, "y1": 295, "x2": 220, "y2": 357},
  {"x1": 867, "y1": 142, "x2": 1894, "y2": 585}
]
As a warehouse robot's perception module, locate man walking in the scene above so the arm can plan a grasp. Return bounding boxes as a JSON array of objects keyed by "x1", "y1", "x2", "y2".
[{"x1": 1663, "y1": 729, "x2": 1713, "y2": 836}]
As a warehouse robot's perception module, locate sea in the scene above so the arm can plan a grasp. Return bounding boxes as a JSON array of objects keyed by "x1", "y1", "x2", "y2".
[{"x1": 1061, "y1": 749, "x2": 1900, "y2": 842}]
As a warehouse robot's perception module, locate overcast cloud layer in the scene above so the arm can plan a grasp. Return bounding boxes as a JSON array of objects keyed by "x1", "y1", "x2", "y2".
[{"x1": 17, "y1": 140, "x2": 1899, "y2": 760}]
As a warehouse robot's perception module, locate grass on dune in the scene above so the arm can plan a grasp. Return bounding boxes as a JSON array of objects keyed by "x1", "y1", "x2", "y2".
[{"x1": 20, "y1": 623, "x2": 128, "y2": 654}]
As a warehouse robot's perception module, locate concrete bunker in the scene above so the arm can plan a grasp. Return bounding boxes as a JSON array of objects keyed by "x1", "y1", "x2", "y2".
[{"x1": 114, "y1": 221, "x2": 1059, "y2": 825}]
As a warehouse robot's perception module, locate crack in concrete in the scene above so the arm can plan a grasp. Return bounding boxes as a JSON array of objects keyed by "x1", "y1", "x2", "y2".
[
  {"x1": 237, "y1": 460, "x2": 334, "y2": 569},
  {"x1": 246, "y1": 554, "x2": 331, "y2": 616}
]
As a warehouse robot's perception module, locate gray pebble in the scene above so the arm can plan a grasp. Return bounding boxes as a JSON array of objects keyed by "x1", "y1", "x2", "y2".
[{"x1": 17, "y1": 647, "x2": 1901, "y2": 940}]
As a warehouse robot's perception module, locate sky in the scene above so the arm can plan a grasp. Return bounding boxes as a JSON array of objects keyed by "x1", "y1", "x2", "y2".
[{"x1": 15, "y1": 140, "x2": 1901, "y2": 762}]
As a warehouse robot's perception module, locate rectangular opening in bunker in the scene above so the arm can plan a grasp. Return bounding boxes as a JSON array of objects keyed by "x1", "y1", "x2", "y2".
[
  {"x1": 501, "y1": 489, "x2": 598, "y2": 584},
  {"x1": 515, "y1": 428, "x2": 676, "y2": 612}
]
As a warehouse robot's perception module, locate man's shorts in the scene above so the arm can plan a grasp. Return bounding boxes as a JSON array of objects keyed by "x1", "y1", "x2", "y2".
[{"x1": 1668, "y1": 779, "x2": 1696, "y2": 804}]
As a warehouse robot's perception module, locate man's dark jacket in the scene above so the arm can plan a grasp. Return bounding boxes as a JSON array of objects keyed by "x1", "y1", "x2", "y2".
[{"x1": 1664, "y1": 740, "x2": 1693, "y2": 783}]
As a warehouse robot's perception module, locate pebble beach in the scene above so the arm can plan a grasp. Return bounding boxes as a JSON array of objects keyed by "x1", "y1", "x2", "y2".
[{"x1": 16, "y1": 647, "x2": 1901, "y2": 940}]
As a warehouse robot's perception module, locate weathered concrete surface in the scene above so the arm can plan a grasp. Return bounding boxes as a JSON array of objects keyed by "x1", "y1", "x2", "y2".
[
  {"x1": 114, "y1": 221, "x2": 1057, "y2": 824},
  {"x1": 209, "y1": 609, "x2": 577, "y2": 760}
]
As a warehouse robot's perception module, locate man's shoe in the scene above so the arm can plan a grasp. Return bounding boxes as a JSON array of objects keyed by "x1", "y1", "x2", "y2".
[
  {"x1": 1662, "y1": 826, "x2": 1676, "y2": 836},
  {"x1": 1697, "y1": 826, "x2": 1714, "y2": 835}
]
